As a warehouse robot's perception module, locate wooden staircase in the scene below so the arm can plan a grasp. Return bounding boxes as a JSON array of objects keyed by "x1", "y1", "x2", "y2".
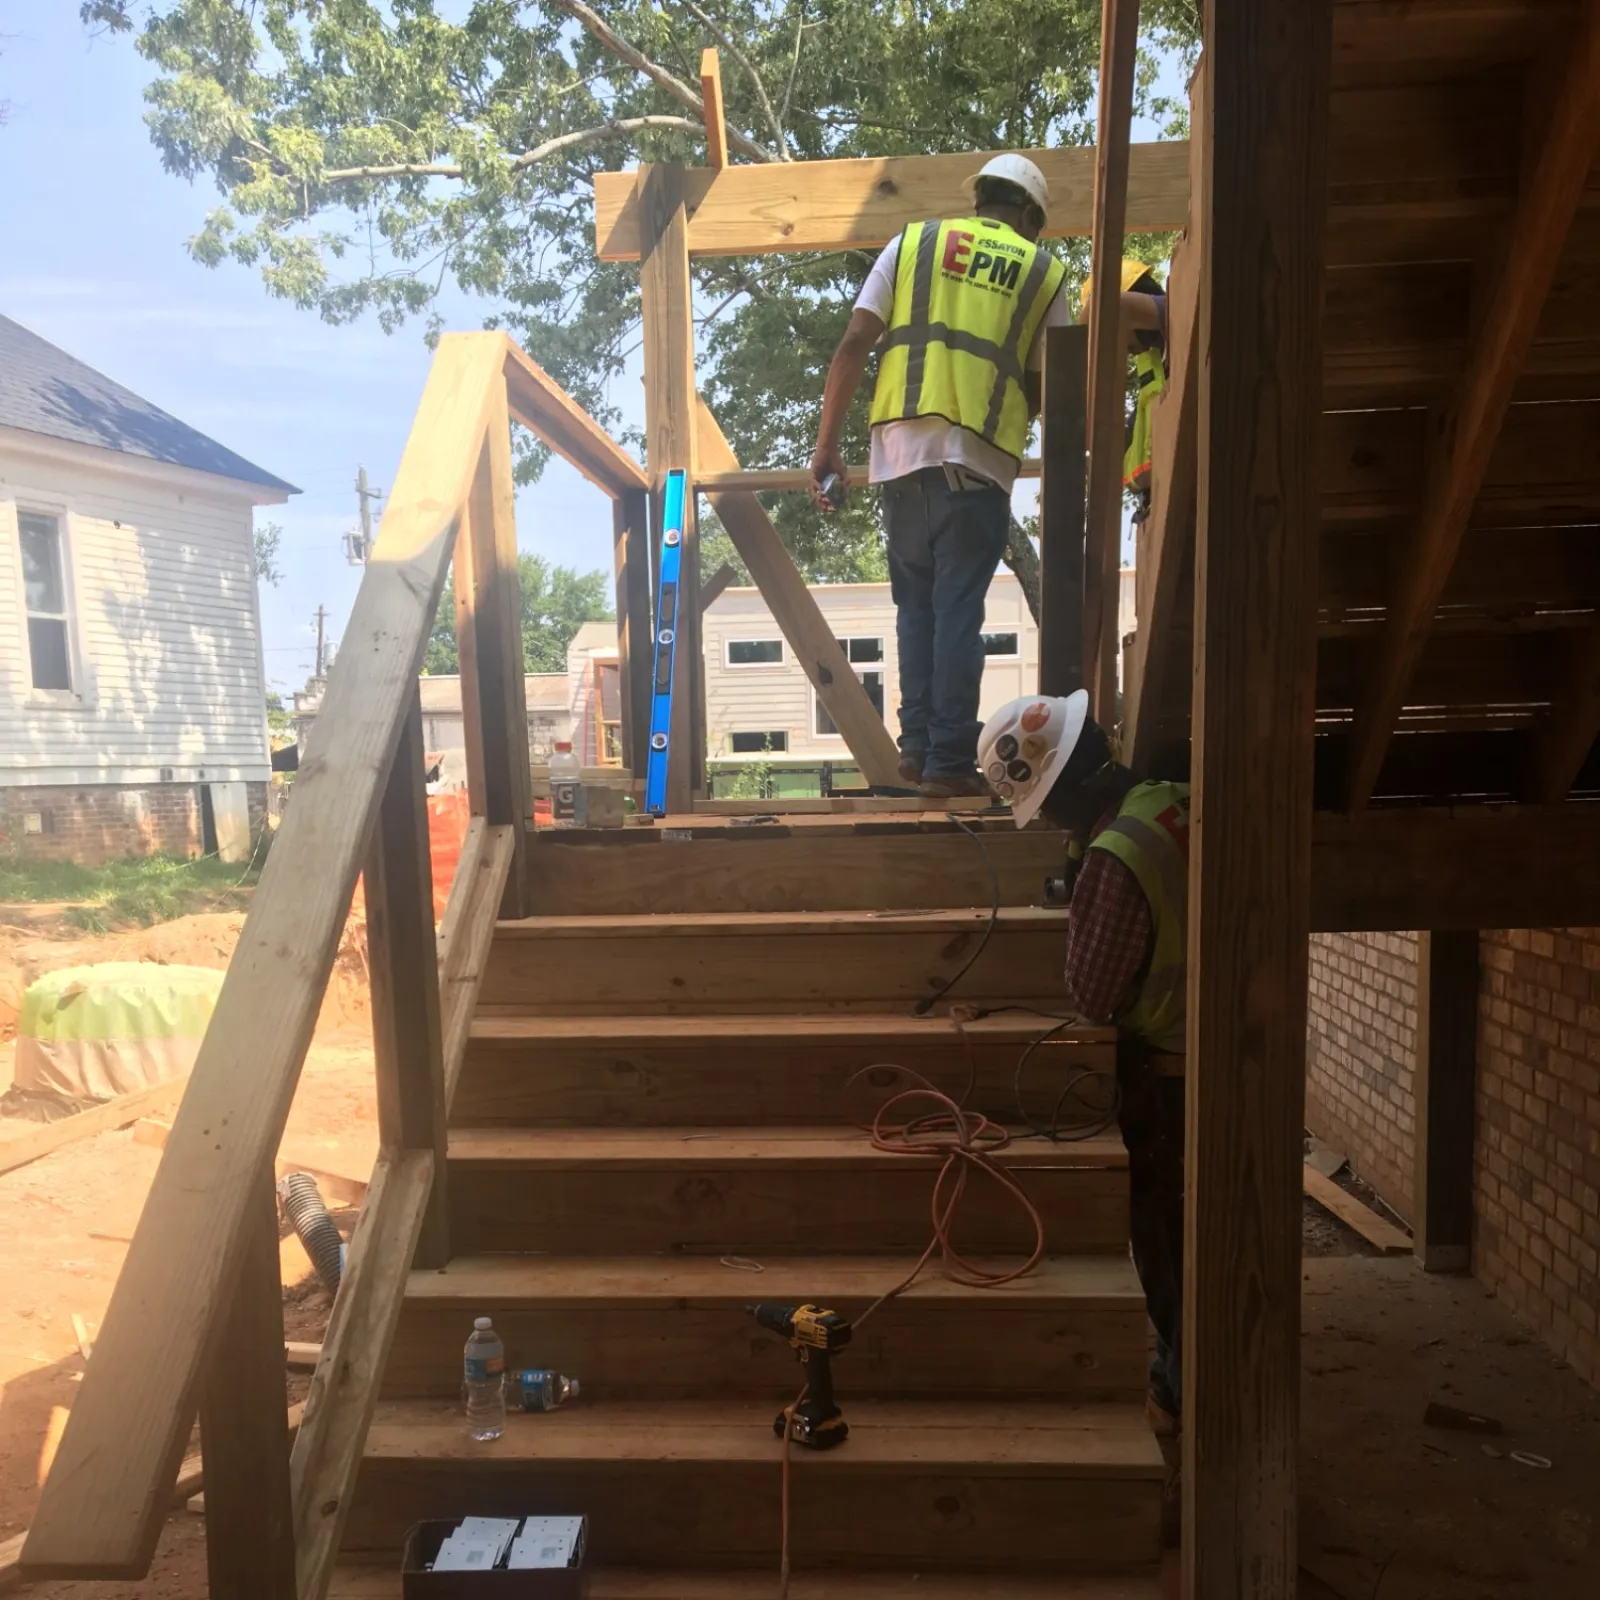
[{"x1": 334, "y1": 828, "x2": 1164, "y2": 1595}]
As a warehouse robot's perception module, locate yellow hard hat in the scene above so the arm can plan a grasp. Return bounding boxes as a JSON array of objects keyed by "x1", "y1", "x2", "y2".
[{"x1": 1080, "y1": 257, "x2": 1164, "y2": 306}]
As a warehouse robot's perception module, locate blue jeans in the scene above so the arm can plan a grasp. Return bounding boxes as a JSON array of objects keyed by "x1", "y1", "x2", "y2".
[{"x1": 882, "y1": 469, "x2": 1011, "y2": 780}]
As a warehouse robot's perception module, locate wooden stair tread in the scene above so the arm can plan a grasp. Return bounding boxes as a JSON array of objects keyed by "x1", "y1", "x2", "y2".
[
  {"x1": 493, "y1": 908, "x2": 1070, "y2": 938},
  {"x1": 331, "y1": 1563, "x2": 1159, "y2": 1598},
  {"x1": 365, "y1": 1398, "x2": 1165, "y2": 1475},
  {"x1": 447, "y1": 1125, "x2": 1128, "y2": 1169},
  {"x1": 468, "y1": 1011, "x2": 1111, "y2": 1044},
  {"x1": 405, "y1": 1253, "x2": 1144, "y2": 1308}
]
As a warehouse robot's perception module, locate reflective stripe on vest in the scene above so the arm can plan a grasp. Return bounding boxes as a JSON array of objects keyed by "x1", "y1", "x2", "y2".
[
  {"x1": 869, "y1": 217, "x2": 1067, "y2": 464},
  {"x1": 1086, "y1": 781, "x2": 1190, "y2": 1052},
  {"x1": 1124, "y1": 347, "x2": 1166, "y2": 490}
]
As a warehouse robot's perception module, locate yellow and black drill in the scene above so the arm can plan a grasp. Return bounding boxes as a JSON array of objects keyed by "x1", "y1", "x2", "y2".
[{"x1": 749, "y1": 1302, "x2": 852, "y2": 1449}]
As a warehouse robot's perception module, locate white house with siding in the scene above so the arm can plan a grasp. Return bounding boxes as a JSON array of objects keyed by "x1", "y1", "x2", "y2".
[{"x1": 0, "y1": 314, "x2": 294, "y2": 862}]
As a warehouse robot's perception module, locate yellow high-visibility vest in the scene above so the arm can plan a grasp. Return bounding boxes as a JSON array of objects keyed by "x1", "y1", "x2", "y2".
[
  {"x1": 869, "y1": 217, "x2": 1067, "y2": 465},
  {"x1": 1125, "y1": 347, "x2": 1166, "y2": 491},
  {"x1": 1086, "y1": 780, "x2": 1190, "y2": 1052}
]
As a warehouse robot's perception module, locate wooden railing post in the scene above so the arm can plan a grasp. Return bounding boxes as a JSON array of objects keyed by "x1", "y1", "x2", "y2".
[
  {"x1": 458, "y1": 387, "x2": 532, "y2": 916},
  {"x1": 1038, "y1": 323, "x2": 1089, "y2": 697},
  {"x1": 613, "y1": 485, "x2": 654, "y2": 775},
  {"x1": 197, "y1": 1166, "x2": 296, "y2": 1599},
  {"x1": 365, "y1": 687, "x2": 451, "y2": 1268}
]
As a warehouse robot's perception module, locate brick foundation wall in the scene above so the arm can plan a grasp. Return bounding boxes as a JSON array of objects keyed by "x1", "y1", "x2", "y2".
[
  {"x1": 1306, "y1": 931, "x2": 1419, "y2": 1220},
  {"x1": 1476, "y1": 930, "x2": 1600, "y2": 1388},
  {"x1": 0, "y1": 782, "x2": 267, "y2": 866}
]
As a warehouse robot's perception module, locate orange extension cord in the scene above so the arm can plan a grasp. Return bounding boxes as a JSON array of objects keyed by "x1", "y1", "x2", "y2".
[{"x1": 775, "y1": 1069, "x2": 1047, "y2": 1597}]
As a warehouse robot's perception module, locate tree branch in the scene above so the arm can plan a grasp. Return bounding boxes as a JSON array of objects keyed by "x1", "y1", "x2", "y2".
[
  {"x1": 675, "y1": 0, "x2": 791, "y2": 158},
  {"x1": 546, "y1": 0, "x2": 780, "y2": 163},
  {"x1": 319, "y1": 116, "x2": 704, "y2": 182},
  {"x1": 1005, "y1": 515, "x2": 1042, "y2": 624}
]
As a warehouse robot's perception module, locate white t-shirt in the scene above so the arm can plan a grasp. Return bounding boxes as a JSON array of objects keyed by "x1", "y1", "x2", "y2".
[{"x1": 854, "y1": 230, "x2": 1071, "y2": 493}]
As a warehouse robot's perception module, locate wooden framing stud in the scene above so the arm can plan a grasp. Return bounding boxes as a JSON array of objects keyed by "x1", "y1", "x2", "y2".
[
  {"x1": 1038, "y1": 323, "x2": 1089, "y2": 696},
  {"x1": 700, "y1": 48, "x2": 729, "y2": 170},
  {"x1": 1413, "y1": 930, "x2": 1481, "y2": 1274}
]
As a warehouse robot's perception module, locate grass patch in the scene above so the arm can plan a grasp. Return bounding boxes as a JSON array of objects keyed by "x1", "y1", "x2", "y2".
[{"x1": 0, "y1": 853, "x2": 262, "y2": 929}]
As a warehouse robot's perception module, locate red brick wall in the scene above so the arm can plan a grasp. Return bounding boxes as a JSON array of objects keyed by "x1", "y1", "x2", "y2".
[
  {"x1": 1476, "y1": 930, "x2": 1600, "y2": 1388},
  {"x1": 1306, "y1": 931, "x2": 1419, "y2": 1221},
  {"x1": 0, "y1": 782, "x2": 266, "y2": 865}
]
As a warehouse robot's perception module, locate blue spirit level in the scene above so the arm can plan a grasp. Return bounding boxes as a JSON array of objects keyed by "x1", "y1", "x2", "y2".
[{"x1": 643, "y1": 469, "x2": 687, "y2": 816}]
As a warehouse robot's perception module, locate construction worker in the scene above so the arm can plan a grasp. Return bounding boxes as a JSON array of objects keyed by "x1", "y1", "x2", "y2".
[
  {"x1": 1079, "y1": 258, "x2": 1167, "y2": 518},
  {"x1": 808, "y1": 154, "x2": 1071, "y2": 798},
  {"x1": 978, "y1": 688, "x2": 1187, "y2": 1539}
]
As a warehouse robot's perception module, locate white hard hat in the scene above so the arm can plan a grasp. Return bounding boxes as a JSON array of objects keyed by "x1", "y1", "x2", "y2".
[
  {"x1": 978, "y1": 690, "x2": 1090, "y2": 828},
  {"x1": 966, "y1": 154, "x2": 1050, "y2": 220}
]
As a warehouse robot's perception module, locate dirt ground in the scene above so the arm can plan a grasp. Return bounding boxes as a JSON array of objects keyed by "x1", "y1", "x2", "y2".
[{"x1": 2, "y1": 909, "x2": 1597, "y2": 1598}]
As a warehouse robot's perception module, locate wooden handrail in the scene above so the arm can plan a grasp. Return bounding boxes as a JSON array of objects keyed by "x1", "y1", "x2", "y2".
[{"x1": 21, "y1": 328, "x2": 622, "y2": 1595}]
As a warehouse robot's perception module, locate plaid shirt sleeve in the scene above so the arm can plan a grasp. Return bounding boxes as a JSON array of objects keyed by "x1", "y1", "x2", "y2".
[{"x1": 1062, "y1": 848, "x2": 1154, "y2": 1024}]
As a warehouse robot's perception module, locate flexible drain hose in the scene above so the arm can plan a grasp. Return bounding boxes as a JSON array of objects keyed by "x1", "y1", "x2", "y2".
[{"x1": 277, "y1": 1172, "x2": 344, "y2": 1295}]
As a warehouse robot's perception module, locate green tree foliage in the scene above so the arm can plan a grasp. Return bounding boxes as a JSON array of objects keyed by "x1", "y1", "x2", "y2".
[
  {"x1": 425, "y1": 551, "x2": 613, "y2": 675},
  {"x1": 253, "y1": 519, "x2": 283, "y2": 585},
  {"x1": 84, "y1": 1, "x2": 1199, "y2": 584}
]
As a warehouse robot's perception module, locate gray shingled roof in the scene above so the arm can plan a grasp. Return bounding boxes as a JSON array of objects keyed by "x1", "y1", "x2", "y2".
[{"x1": 0, "y1": 313, "x2": 297, "y2": 494}]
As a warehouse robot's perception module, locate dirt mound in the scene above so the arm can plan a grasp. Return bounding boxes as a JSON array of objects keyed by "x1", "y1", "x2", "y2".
[{"x1": 0, "y1": 906, "x2": 372, "y2": 1049}]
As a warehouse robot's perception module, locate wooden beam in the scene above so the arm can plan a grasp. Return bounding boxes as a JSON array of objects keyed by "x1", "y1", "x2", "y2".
[
  {"x1": 1123, "y1": 58, "x2": 1205, "y2": 773},
  {"x1": 197, "y1": 1169, "x2": 296, "y2": 1600},
  {"x1": 20, "y1": 331, "x2": 505, "y2": 1582},
  {"x1": 1301, "y1": 1165, "x2": 1411, "y2": 1255},
  {"x1": 695, "y1": 400, "x2": 903, "y2": 789},
  {"x1": 364, "y1": 689, "x2": 451, "y2": 1269},
  {"x1": 1083, "y1": 0, "x2": 1142, "y2": 727},
  {"x1": 639, "y1": 165, "x2": 703, "y2": 810},
  {"x1": 1341, "y1": 0, "x2": 1600, "y2": 809},
  {"x1": 699, "y1": 48, "x2": 728, "y2": 170},
  {"x1": 501, "y1": 342, "x2": 647, "y2": 498},
  {"x1": 612, "y1": 486, "x2": 653, "y2": 775},
  {"x1": 1038, "y1": 324, "x2": 1089, "y2": 696},
  {"x1": 1184, "y1": 3, "x2": 1330, "y2": 1595},
  {"x1": 595, "y1": 141, "x2": 1191, "y2": 262},
  {"x1": 1524, "y1": 622, "x2": 1600, "y2": 801},
  {"x1": 462, "y1": 384, "x2": 532, "y2": 918},
  {"x1": 700, "y1": 561, "x2": 738, "y2": 611},
  {"x1": 0, "y1": 1076, "x2": 187, "y2": 1178},
  {"x1": 1413, "y1": 930, "x2": 1481, "y2": 1273},
  {"x1": 289, "y1": 1152, "x2": 435, "y2": 1600},
  {"x1": 694, "y1": 462, "x2": 1041, "y2": 494}
]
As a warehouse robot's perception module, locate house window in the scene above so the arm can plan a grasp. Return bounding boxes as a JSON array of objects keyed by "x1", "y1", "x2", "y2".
[
  {"x1": 726, "y1": 638, "x2": 783, "y2": 667},
  {"x1": 816, "y1": 637, "x2": 887, "y2": 737},
  {"x1": 730, "y1": 730, "x2": 789, "y2": 754},
  {"x1": 18, "y1": 511, "x2": 73, "y2": 692},
  {"x1": 982, "y1": 631, "x2": 1021, "y2": 659}
]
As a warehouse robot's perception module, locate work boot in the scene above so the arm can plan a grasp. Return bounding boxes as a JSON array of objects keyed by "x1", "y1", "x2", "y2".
[
  {"x1": 919, "y1": 771, "x2": 989, "y2": 799},
  {"x1": 1146, "y1": 1394, "x2": 1182, "y2": 1548},
  {"x1": 897, "y1": 754, "x2": 926, "y2": 786}
]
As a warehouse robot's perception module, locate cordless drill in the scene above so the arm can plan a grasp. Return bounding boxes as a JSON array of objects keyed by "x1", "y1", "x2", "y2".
[{"x1": 749, "y1": 1303, "x2": 851, "y2": 1449}]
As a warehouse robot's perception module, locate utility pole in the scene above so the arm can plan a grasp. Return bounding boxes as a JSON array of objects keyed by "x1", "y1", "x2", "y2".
[
  {"x1": 347, "y1": 466, "x2": 384, "y2": 564},
  {"x1": 314, "y1": 606, "x2": 328, "y2": 679}
]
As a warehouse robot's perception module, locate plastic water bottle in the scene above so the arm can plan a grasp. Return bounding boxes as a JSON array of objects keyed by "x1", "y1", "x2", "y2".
[
  {"x1": 550, "y1": 741, "x2": 581, "y2": 827},
  {"x1": 508, "y1": 1369, "x2": 581, "y2": 1412},
  {"x1": 463, "y1": 1317, "x2": 506, "y2": 1440}
]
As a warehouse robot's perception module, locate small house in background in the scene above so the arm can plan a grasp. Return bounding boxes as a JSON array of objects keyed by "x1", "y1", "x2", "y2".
[
  {"x1": 0, "y1": 313, "x2": 294, "y2": 863},
  {"x1": 566, "y1": 619, "x2": 623, "y2": 767}
]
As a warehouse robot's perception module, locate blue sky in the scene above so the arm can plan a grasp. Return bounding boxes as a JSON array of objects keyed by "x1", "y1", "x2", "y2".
[
  {"x1": 1, "y1": 5, "x2": 626, "y2": 695},
  {"x1": 3, "y1": 10, "x2": 1178, "y2": 696}
]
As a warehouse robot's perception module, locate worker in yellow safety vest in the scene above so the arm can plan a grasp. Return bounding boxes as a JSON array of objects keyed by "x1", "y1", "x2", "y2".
[
  {"x1": 809, "y1": 154, "x2": 1070, "y2": 798},
  {"x1": 1079, "y1": 257, "x2": 1168, "y2": 518},
  {"x1": 979, "y1": 688, "x2": 1189, "y2": 1543}
]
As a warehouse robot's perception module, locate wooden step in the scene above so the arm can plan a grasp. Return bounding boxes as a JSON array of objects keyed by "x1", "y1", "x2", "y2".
[
  {"x1": 446, "y1": 1127, "x2": 1130, "y2": 1255},
  {"x1": 456, "y1": 1012, "x2": 1116, "y2": 1127},
  {"x1": 332, "y1": 1562, "x2": 1160, "y2": 1598},
  {"x1": 478, "y1": 909, "x2": 1072, "y2": 1015},
  {"x1": 385, "y1": 1254, "x2": 1147, "y2": 1401},
  {"x1": 523, "y1": 824, "x2": 1069, "y2": 916},
  {"x1": 343, "y1": 1398, "x2": 1164, "y2": 1569}
]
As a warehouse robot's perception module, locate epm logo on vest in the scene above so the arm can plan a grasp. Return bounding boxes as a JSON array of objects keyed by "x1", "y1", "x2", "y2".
[{"x1": 940, "y1": 229, "x2": 1027, "y2": 295}]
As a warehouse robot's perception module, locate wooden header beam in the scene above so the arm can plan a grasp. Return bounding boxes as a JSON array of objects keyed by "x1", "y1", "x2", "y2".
[
  {"x1": 596, "y1": 142, "x2": 1190, "y2": 261},
  {"x1": 502, "y1": 342, "x2": 647, "y2": 499},
  {"x1": 700, "y1": 49, "x2": 729, "y2": 170}
]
